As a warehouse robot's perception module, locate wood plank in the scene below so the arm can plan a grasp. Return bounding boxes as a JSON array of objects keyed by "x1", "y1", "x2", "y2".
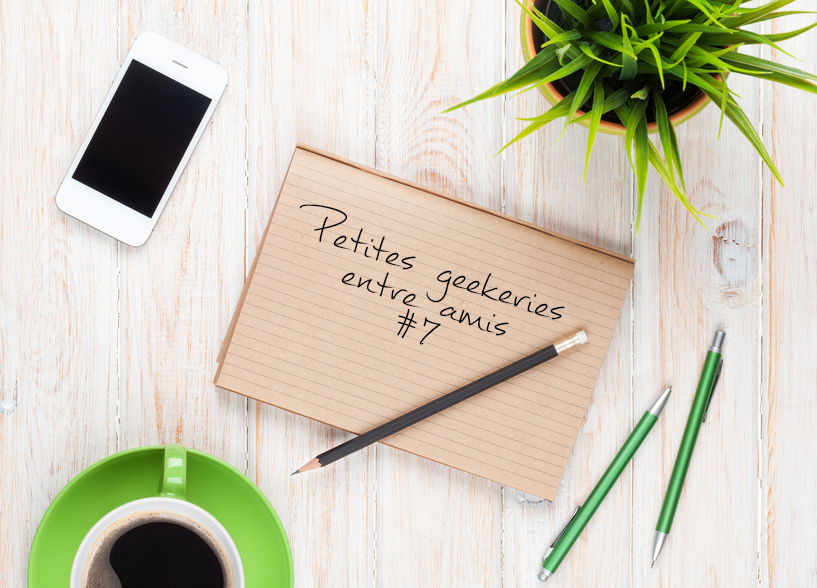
[
  {"x1": 0, "y1": 3, "x2": 118, "y2": 585},
  {"x1": 761, "y1": 24, "x2": 817, "y2": 588},
  {"x1": 500, "y1": 2, "x2": 634, "y2": 586},
  {"x1": 118, "y1": 3, "x2": 249, "y2": 468},
  {"x1": 374, "y1": 1, "x2": 505, "y2": 585},
  {"x1": 246, "y1": 1, "x2": 377, "y2": 585},
  {"x1": 630, "y1": 49, "x2": 762, "y2": 587}
]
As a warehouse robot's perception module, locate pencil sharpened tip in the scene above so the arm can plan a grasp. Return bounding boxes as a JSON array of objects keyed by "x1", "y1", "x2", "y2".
[
  {"x1": 294, "y1": 457, "x2": 322, "y2": 474},
  {"x1": 651, "y1": 561, "x2": 655, "y2": 569}
]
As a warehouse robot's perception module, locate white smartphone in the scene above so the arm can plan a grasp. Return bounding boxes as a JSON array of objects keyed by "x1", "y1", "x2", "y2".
[{"x1": 56, "y1": 32, "x2": 227, "y2": 246}]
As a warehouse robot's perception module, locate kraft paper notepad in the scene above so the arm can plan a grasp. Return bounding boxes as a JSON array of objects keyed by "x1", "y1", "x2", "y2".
[{"x1": 215, "y1": 145, "x2": 634, "y2": 500}]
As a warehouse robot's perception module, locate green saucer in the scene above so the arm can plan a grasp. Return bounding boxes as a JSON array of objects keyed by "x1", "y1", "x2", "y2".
[{"x1": 29, "y1": 446, "x2": 293, "y2": 587}]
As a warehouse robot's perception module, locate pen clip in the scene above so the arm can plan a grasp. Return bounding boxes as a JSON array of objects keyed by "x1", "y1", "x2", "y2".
[
  {"x1": 543, "y1": 505, "x2": 581, "y2": 560},
  {"x1": 702, "y1": 359, "x2": 723, "y2": 423}
]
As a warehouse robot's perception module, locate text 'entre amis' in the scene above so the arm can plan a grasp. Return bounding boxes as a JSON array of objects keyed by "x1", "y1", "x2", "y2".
[{"x1": 300, "y1": 204, "x2": 565, "y2": 344}]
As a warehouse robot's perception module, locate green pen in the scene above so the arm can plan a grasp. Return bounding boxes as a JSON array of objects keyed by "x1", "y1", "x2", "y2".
[
  {"x1": 652, "y1": 330, "x2": 725, "y2": 567},
  {"x1": 539, "y1": 386, "x2": 672, "y2": 582}
]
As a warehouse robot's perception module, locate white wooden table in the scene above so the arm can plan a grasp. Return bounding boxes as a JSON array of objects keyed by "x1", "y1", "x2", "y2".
[{"x1": 2, "y1": 2, "x2": 815, "y2": 586}]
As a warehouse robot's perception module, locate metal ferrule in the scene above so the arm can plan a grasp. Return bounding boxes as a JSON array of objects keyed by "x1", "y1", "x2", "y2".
[
  {"x1": 709, "y1": 330, "x2": 725, "y2": 353},
  {"x1": 554, "y1": 332, "x2": 585, "y2": 355}
]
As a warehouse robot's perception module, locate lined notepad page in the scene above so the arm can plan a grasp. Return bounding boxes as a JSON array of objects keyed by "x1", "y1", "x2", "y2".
[{"x1": 215, "y1": 147, "x2": 634, "y2": 499}]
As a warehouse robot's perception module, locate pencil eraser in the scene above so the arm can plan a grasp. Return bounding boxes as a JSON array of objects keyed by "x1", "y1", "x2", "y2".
[{"x1": 576, "y1": 330, "x2": 588, "y2": 345}]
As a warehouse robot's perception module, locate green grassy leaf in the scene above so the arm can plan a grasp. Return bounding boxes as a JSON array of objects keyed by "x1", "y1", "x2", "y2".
[
  {"x1": 541, "y1": 30, "x2": 582, "y2": 48},
  {"x1": 669, "y1": 32, "x2": 702, "y2": 65},
  {"x1": 643, "y1": 42, "x2": 666, "y2": 87},
  {"x1": 633, "y1": 113, "x2": 649, "y2": 232},
  {"x1": 600, "y1": 0, "x2": 620, "y2": 30},
  {"x1": 644, "y1": 0, "x2": 655, "y2": 25},
  {"x1": 631, "y1": 86, "x2": 650, "y2": 99},
  {"x1": 647, "y1": 56, "x2": 724, "y2": 95},
  {"x1": 446, "y1": 0, "x2": 814, "y2": 229},
  {"x1": 669, "y1": 23, "x2": 742, "y2": 33},
  {"x1": 722, "y1": 0, "x2": 798, "y2": 27},
  {"x1": 717, "y1": 74, "x2": 729, "y2": 138},
  {"x1": 722, "y1": 52, "x2": 817, "y2": 83},
  {"x1": 749, "y1": 70, "x2": 817, "y2": 94},
  {"x1": 634, "y1": 19, "x2": 691, "y2": 35},
  {"x1": 583, "y1": 81, "x2": 606, "y2": 183},
  {"x1": 746, "y1": 10, "x2": 817, "y2": 24},
  {"x1": 569, "y1": 87, "x2": 632, "y2": 124},
  {"x1": 569, "y1": 61, "x2": 603, "y2": 119},
  {"x1": 684, "y1": 45, "x2": 745, "y2": 74},
  {"x1": 618, "y1": 100, "x2": 707, "y2": 226},
  {"x1": 695, "y1": 24, "x2": 815, "y2": 56},
  {"x1": 647, "y1": 138, "x2": 708, "y2": 225},
  {"x1": 550, "y1": 0, "x2": 596, "y2": 29},
  {"x1": 578, "y1": 42, "x2": 623, "y2": 67},
  {"x1": 620, "y1": 16, "x2": 639, "y2": 80},
  {"x1": 621, "y1": 99, "x2": 648, "y2": 174},
  {"x1": 500, "y1": 92, "x2": 577, "y2": 153},
  {"x1": 444, "y1": 49, "x2": 559, "y2": 112},
  {"x1": 536, "y1": 53, "x2": 596, "y2": 86},
  {"x1": 521, "y1": 0, "x2": 565, "y2": 38},
  {"x1": 556, "y1": 43, "x2": 573, "y2": 65},
  {"x1": 583, "y1": 30, "x2": 637, "y2": 58},
  {"x1": 758, "y1": 20, "x2": 817, "y2": 42},
  {"x1": 702, "y1": 88, "x2": 784, "y2": 185},
  {"x1": 519, "y1": 0, "x2": 582, "y2": 62},
  {"x1": 620, "y1": 0, "x2": 636, "y2": 19},
  {"x1": 654, "y1": 91, "x2": 681, "y2": 191},
  {"x1": 685, "y1": 0, "x2": 729, "y2": 28}
]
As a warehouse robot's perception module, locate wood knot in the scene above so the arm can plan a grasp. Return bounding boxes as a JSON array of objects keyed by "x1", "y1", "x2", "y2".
[
  {"x1": 0, "y1": 382, "x2": 18, "y2": 416},
  {"x1": 712, "y1": 219, "x2": 757, "y2": 304}
]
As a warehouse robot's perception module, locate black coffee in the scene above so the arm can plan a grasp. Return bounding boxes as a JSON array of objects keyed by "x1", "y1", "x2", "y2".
[{"x1": 108, "y1": 522, "x2": 224, "y2": 588}]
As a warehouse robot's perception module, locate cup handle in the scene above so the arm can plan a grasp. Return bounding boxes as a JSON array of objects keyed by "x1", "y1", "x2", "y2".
[{"x1": 161, "y1": 444, "x2": 187, "y2": 499}]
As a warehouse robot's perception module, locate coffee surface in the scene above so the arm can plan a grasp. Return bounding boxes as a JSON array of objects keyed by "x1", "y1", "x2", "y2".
[{"x1": 82, "y1": 510, "x2": 232, "y2": 588}]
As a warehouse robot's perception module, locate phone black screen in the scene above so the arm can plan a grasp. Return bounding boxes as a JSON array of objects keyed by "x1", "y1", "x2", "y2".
[{"x1": 73, "y1": 59, "x2": 212, "y2": 218}]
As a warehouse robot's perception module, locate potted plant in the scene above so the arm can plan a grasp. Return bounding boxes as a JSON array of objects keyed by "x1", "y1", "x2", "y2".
[{"x1": 447, "y1": 0, "x2": 817, "y2": 228}]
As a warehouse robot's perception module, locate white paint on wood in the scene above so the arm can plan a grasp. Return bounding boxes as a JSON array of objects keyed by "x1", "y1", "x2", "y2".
[
  {"x1": 118, "y1": 0, "x2": 249, "y2": 470},
  {"x1": 247, "y1": 1, "x2": 377, "y2": 586},
  {"x1": 1, "y1": 2, "x2": 815, "y2": 586},
  {"x1": 761, "y1": 23, "x2": 817, "y2": 588},
  {"x1": 374, "y1": 1, "x2": 505, "y2": 586},
  {"x1": 631, "y1": 45, "x2": 762, "y2": 588},
  {"x1": 0, "y1": 3, "x2": 119, "y2": 587},
  {"x1": 500, "y1": 3, "x2": 634, "y2": 586}
]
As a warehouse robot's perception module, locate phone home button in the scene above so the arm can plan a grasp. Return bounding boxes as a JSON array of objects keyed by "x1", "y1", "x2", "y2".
[{"x1": 95, "y1": 202, "x2": 113, "y2": 223}]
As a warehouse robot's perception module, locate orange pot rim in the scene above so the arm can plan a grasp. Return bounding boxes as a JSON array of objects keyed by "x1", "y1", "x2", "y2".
[{"x1": 522, "y1": 2, "x2": 713, "y2": 134}]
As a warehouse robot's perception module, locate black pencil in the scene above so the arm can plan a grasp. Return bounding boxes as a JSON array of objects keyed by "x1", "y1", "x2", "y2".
[{"x1": 293, "y1": 330, "x2": 588, "y2": 475}]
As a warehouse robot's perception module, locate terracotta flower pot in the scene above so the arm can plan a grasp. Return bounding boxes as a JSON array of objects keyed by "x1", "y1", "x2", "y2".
[{"x1": 520, "y1": 0, "x2": 714, "y2": 136}]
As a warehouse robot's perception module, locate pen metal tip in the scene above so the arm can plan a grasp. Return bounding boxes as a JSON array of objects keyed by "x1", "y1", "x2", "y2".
[
  {"x1": 648, "y1": 386, "x2": 672, "y2": 417},
  {"x1": 652, "y1": 531, "x2": 667, "y2": 567}
]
